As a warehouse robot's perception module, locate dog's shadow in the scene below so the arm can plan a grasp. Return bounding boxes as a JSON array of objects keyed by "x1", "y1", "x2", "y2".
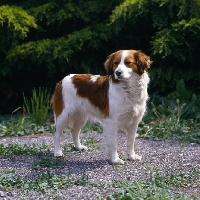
[
  {"x1": 63, "y1": 159, "x2": 109, "y2": 175},
  {"x1": 0, "y1": 145, "x2": 109, "y2": 178},
  {"x1": 32, "y1": 150, "x2": 109, "y2": 175}
]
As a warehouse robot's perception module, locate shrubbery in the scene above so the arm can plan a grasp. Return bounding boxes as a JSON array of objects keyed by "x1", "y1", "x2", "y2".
[{"x1": 0, "y1": 0, "x2": 200, "y2": 113}]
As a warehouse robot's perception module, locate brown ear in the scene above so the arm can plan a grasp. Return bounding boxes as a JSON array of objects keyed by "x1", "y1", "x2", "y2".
[
  {"x1": 134, "y1": 51, "x2": 152, "y2": 75},
  {"x1": 104, "y1": 52, "x2": 116, "y2": 75}
]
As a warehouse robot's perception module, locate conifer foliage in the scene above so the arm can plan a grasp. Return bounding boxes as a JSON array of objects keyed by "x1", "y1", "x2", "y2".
[{"x1": 0, "y1": 0, "x2": 200, "y2": 113}]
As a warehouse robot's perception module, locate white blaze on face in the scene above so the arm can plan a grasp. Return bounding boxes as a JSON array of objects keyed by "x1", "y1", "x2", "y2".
[
  {"x1": 120, "y1": 50, "x2": 129, "y2": 65},
  {"x1": 114, "y1": 50, "x2": 133, "y2": 79}
]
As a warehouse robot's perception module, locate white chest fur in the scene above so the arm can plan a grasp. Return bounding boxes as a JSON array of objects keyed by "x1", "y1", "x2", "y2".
[{"x1": 108, "y1": 73, "x2": 149, "y2": 129}]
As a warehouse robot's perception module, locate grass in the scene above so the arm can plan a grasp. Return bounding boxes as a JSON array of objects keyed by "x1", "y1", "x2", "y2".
[
  {"x1": 107, "y1": 169, "x2": 199, "y2": 200},
  {"x1": 0, "y1": 143, "x2": 49, "y2": 159},
  {"x1": 138, "y1": 100, "x2": 200, "y2": 143},
  {"x1": 23, "y1": 87, "x2": 51, "y2": 125},
  {"x1": 81, "y1": 122, "x2": 103, "y2": 133},
  {"x1": 62, "y1": 136, "x2": 100, "y2": 153},
  {"x1": 0, "y1": 163, "x2": 198, "y2": 199},
  {"x1": 138, "y1": 80, "x2": 200, "y2": 143},
  {"x1": 0, "y1": 169, "x2": 73, "y2": 193},
  {"x1": 82, "y1": 137, "x2": 101, "y2": 149},
  {"x1": 33, "y1": 157, "x2": 65, "y2": 169},
  {"x1": 0, "y1": 113, "x2": 54, "y2": 137}
]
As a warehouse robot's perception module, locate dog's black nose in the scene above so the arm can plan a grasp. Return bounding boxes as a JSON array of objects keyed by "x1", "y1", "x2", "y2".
[{"x1": 115, "y1": 70, "x2": 122, "y2": 77}]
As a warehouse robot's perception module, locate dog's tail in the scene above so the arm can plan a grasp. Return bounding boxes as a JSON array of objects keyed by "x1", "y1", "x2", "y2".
[{"x1": 50, "y1": 80, "x2": 63, "y2": 121}]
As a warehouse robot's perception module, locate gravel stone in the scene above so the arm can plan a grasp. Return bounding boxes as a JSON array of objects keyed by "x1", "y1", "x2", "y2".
[
  {"x1": 0, "y1": 132, "x2": 200, "y2": 199},
  {"x1": 0, "y1": 191, "x2": 5, "y2": 197}
]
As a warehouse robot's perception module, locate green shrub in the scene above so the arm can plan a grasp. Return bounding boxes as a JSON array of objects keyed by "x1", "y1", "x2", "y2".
[
  {"x1": 152, "y1": 80, "x2": 200, "y2": 122},
  {"x1": 140, "y1": 80, "x2": 200, "y2": 142},
  {"x1": 23, "y1": 87, "x2": 51, "y2": 125}
]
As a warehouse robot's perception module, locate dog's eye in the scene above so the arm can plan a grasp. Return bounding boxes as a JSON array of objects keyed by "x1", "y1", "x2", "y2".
[
  {"x1": 125, "y1": 61, "x2": 132, "y2": 65},
  {"x1": 114, "y1": 62, "x2": 119, "y2": 65}
]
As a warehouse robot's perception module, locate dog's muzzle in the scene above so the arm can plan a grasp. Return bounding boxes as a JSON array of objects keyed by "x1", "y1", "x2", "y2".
[{"x1": 115, "y1": 70, "x2": 122, "y2": 78}]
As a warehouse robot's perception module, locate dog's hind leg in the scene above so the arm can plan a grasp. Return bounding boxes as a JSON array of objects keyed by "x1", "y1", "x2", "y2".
[
  {"x1": 54, "y1": 114, "x2": 68, "y2": 157},
  {"x1": 71, "y1": 117, "x2": 88, "y2": 151}
]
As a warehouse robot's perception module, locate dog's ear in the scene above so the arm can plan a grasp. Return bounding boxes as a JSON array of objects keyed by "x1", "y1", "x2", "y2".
[
  {"x1": 134, "y1": 51, "x2": 152, "y2": 75},
  {"x1": 104, "y1": 52, "x2": 116, "y2": 75}
]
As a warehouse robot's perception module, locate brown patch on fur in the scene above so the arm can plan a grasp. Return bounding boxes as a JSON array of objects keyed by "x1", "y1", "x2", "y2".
[
  {"x1": 104, "y1": 50, "x2": 123, "y2": 83},
  {"x1": 133, "y1": 51, "x2": 151, "y2": 75},
  {"x1": 51, "y1": 80, "x2": 63, "y2": 118},
  {"x1": 72, "y1": 74, "x2": 109, "y2": 117}
]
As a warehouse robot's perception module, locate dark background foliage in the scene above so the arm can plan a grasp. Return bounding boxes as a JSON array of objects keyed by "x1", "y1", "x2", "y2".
[{"x1": 0, "y1": 0, "x2": 200, "y2": 113}]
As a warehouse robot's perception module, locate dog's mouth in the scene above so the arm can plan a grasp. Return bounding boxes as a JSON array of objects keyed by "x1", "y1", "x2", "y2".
[{"x1": 115, "y1": 75, "x2": 123, "y2": 80}]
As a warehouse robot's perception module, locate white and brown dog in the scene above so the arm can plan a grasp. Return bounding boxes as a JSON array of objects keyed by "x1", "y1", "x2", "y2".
[{"x1": 51, "y1": 50, "x2": 151, "y2": 165}]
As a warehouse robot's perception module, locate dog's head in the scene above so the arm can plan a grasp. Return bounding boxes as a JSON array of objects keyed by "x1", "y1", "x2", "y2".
[{"x1": 104, "y1": 50, "x2": 152, "y2": 81}]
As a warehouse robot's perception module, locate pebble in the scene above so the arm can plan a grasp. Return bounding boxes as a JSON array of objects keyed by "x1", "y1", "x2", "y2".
[
  {"x1": 7, "y1": 192, "x2": 13, "y2": 196},
  {"x1": 0, "y1": 191, "x2": 5, "y2": 197}
]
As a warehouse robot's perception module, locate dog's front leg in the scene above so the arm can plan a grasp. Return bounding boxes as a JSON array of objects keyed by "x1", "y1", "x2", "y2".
[
  {"x1": 126, "y1": 119, "x2": 142, "y2": 161},
  {"x1": 103, "y1": 121, "x2": 124, "y2": 165}
]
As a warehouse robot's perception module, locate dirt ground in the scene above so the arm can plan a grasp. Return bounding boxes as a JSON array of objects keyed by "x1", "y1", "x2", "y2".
[{"x1": 0, "y1": 131, "x2": 199, "y2": 199}]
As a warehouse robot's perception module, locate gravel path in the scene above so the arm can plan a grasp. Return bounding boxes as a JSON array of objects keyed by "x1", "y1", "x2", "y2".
[{"x1": 0, "y1": 132, "x2": 199, "y2": 199}]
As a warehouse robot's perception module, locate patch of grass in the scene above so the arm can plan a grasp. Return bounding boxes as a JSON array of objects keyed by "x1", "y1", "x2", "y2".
[
  {"x1": 82, "y1": 122, "x2": 103, "y2": 133},
  {"x1": 62, "y1": 137, "x2": 100, "y2": 153},
  {"x1": 33, "y1": 156, "x2": 65, "y2": 169},
  {"x1": 138, "y1": 80, "x2": 200, "y2": 143},
  {"x1": 0, "y1": 170, "x2": 73, "y2": 193},
  {"x1": 148, "y1": 168, "x2": 199, "y2": 188},
  {"x1": 0, "y1": 169, "x2": 24, "y2": 191},
  {"x1": 139, "y1": 101, "x2": 200, "y2": 143},
  {"x1": 176, "y1": 131, "x2": 200, "y2": 144},
  {"x1": 63, "y1": 142, "x2": 80, "y2": 153},
  {"x1": 0, "y1": 108, "x2": 30, "y2": 137},
  {"x1": 0, "y1": 165, "x2": 199, "y2": 199},
  {"x1": 0, "y1": 170, "x2": 92, "y2": 194},
  {"x1": 75, "y1": 174, "x2": 89, "y2": 186},
  {"x1": 0, "y1": 142, "x2": 65, "y2": 170},
  {"x1": 0, "y1": 143, "x2": 48, "y2": 158},
  {"x1": 23, "y1": 87, "x2": 51, "y2": 125},
  {"x1": 82, "y1": 137, "x2": 100, "y2": 149},
  {"x1": 107, "y1": 169, "x2": 199, "y2": 200},
  {"x1": 0, "y1": 114, "x2": 54, "y2": 137}
]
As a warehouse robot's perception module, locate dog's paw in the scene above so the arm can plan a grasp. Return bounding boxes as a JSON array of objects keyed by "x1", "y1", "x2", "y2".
[
  {"x1": 110, "y1": 158, "x2": 124, "y2": 165},
  {"x1": 54, "y1": 150, "x2": 64, "y2": 157},
  {"x1": 128, "y1": 154, "x2": 142, "y2": 161},
  {"x1": 75, "y1": 144, "x2": 88, "y2": 151}
]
